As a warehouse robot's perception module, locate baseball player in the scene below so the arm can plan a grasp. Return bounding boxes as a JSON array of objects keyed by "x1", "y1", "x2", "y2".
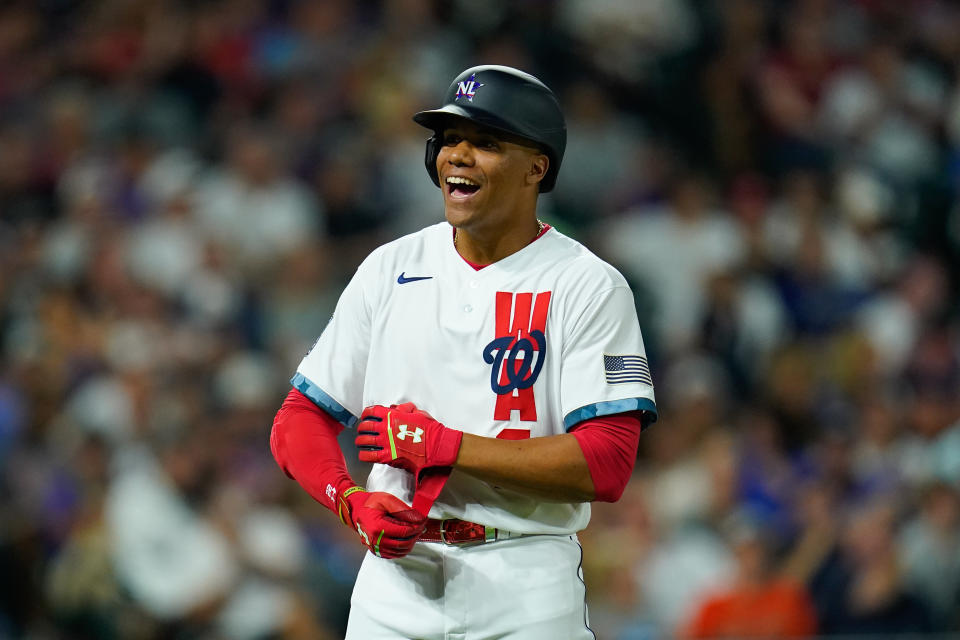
[{"x1": 270, "y1": 65, "x2": 657, "y2": 639}]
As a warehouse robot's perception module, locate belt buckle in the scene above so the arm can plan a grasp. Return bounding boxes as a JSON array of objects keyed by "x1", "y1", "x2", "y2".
[
  {"x1": 440, "y1": 518, "x2": 456, "y2": 545},
  {"x1": 439, "y1": 519, "x2": 461, "y2": 545},
  {"x1": 439, "y1": 519, "x2": 497, "y2": 545}
]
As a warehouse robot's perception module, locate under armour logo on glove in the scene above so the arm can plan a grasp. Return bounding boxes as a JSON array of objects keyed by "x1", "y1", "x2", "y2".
[
  {"x1": 356, "y1": 404, "x2": 463, "y2": 478},
  {"x1": 396, "y1": 425, "x2": 423, "y2": 443}
]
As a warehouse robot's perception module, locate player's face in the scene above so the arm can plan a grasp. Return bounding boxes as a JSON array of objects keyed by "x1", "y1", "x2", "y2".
[{"x1": 436, "y1": 120, "x2": 548, "y2": 232}]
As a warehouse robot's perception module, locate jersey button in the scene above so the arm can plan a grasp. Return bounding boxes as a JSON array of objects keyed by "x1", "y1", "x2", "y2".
[
  {"x1": 469, "y1": 280, "x2": 479, "y2": 289},
  {"x1": 463, "y1": 304, "x2": 473, "y2": 313}
]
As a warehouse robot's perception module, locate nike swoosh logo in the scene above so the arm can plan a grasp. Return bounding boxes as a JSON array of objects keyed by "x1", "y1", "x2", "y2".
[{"x1": 397, "y1": 272, "x2": 433, "y2": 284}]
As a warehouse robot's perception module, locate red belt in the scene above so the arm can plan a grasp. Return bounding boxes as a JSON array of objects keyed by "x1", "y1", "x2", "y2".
[{"x1": 420, "y1": 518, "x2": 502, "y2": 545}]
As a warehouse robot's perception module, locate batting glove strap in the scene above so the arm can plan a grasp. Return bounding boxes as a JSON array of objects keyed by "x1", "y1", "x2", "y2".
[{"x1": 337, "y1": 485, "x2": 367, "y2": 528}]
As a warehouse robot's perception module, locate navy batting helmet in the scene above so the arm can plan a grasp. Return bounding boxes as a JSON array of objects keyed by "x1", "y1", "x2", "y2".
[{"x1": 413, "y1": 65, "x2": 566, "y2": 192}]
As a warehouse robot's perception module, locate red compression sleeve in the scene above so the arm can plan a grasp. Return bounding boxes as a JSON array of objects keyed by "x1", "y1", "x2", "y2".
[
  {"x1": 270, "y1": 388, "x2": 359, "y2": 519},
  {"x1": 570, "y1": 411, "x2": 644, "y2": 502}
]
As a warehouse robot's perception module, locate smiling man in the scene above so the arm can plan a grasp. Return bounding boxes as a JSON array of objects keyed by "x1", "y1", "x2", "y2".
[
  {"x1": 270, "y1": 65, "x2": 658, "y2": 639},
  {"x1": 433, "y1": 121, "x2": 549, "y2": 264}
]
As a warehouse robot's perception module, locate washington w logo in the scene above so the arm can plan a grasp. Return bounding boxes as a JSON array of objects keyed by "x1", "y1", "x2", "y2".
[
  {"x1": 482, "y1": 291, "x2": 552, "y2": 421},
  {"x1": 483, "y1": 331, "x2": 546, "y2": 394},
  {"x1": 455, "y1": 73, "x2": 483, "y2": 101}
]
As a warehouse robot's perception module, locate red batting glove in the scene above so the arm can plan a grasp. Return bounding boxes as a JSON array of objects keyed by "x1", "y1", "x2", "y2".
[
  {"x1": 355, "y1": 405, "x2": 463, "y2": 477},
  {"x1": 341, "y1": 487, "x2": 426, "y2": 559}
]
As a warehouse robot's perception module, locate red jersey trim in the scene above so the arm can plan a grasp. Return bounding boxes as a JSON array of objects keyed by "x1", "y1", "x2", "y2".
[{"x1": 453, "y1": 224, "x2": 552, "y2": 271}]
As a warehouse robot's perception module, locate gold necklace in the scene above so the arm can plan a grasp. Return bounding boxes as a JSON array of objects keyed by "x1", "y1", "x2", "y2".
[{"x1": 454, "y1": 219, "x2": 546, "y2": 248}]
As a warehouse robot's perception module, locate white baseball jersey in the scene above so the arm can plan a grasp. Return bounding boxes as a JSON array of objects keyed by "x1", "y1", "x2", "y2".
[{"x1": 295, "y1": 221, "x2": 657, "y2": 534}]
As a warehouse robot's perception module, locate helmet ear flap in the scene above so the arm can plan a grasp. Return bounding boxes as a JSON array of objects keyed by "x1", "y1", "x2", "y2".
[{"x1": 424, "y1": 135, "x2": 441, "y2": 188}]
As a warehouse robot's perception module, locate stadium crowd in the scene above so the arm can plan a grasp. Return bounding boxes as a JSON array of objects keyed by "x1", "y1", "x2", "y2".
[{"x1": 1, "y1": 0, "x2": 959, "y2": 638}]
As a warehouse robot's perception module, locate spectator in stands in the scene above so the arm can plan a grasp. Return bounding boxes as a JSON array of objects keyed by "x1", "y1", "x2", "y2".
[
  {"x1": 682, "y1": 510, "x2": 818, "y2": 638},
  {"x1": 900, "y1": 482, "x2": 960, "y2": 631}
]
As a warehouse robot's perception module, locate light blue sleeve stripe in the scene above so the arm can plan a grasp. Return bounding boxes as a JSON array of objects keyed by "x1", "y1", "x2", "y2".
[
  {"x1": 290, "y1": 373, "x2": 359, "y2": 428},
  {"x1": 564, "y1": 397, "x2": 658, "y2": 431}
]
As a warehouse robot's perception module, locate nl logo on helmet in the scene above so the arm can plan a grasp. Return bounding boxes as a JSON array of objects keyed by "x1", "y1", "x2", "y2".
[{"x1": 455, "y1": 73, "x2": 483, "y2": 101}]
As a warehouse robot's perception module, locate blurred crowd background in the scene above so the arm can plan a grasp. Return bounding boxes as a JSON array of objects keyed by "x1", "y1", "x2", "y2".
[{"x1": 1, "y1": 0, "x2": 959, "y2": 638}]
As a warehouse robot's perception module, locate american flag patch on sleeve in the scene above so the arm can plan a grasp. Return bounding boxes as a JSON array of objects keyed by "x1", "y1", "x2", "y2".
[{"x1": 603, "y1": 354, "x2": 653, "y2": 386}]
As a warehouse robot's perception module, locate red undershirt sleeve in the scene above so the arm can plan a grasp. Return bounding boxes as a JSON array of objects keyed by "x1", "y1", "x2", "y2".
[
  {"x1": 273, "y1": 390, "x2": 644, "y2": 507},
  {"x1": 270, "y1": 388, "x2": 359, "y2": 518},
  {"x1": 570, "y1": 411, "x2": 645, "y2": 502}
]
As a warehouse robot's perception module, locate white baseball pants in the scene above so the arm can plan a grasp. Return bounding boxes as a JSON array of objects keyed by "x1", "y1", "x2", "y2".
[{"x1": 345, "y1": 533, "x2": 595, "y2": 639}]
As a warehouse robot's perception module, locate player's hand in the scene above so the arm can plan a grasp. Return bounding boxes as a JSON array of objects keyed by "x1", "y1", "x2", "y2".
[
  {"x1": 355, "y1": 404, "x2": 463, "y2": 477},
  {"x1": 344, "y1": 488, "x2": 426, "y2": 559}
]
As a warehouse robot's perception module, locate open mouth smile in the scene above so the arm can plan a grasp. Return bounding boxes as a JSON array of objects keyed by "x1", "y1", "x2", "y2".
[{"x1": 445, "y1": 176, "x2": 481, "y2": 199}]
